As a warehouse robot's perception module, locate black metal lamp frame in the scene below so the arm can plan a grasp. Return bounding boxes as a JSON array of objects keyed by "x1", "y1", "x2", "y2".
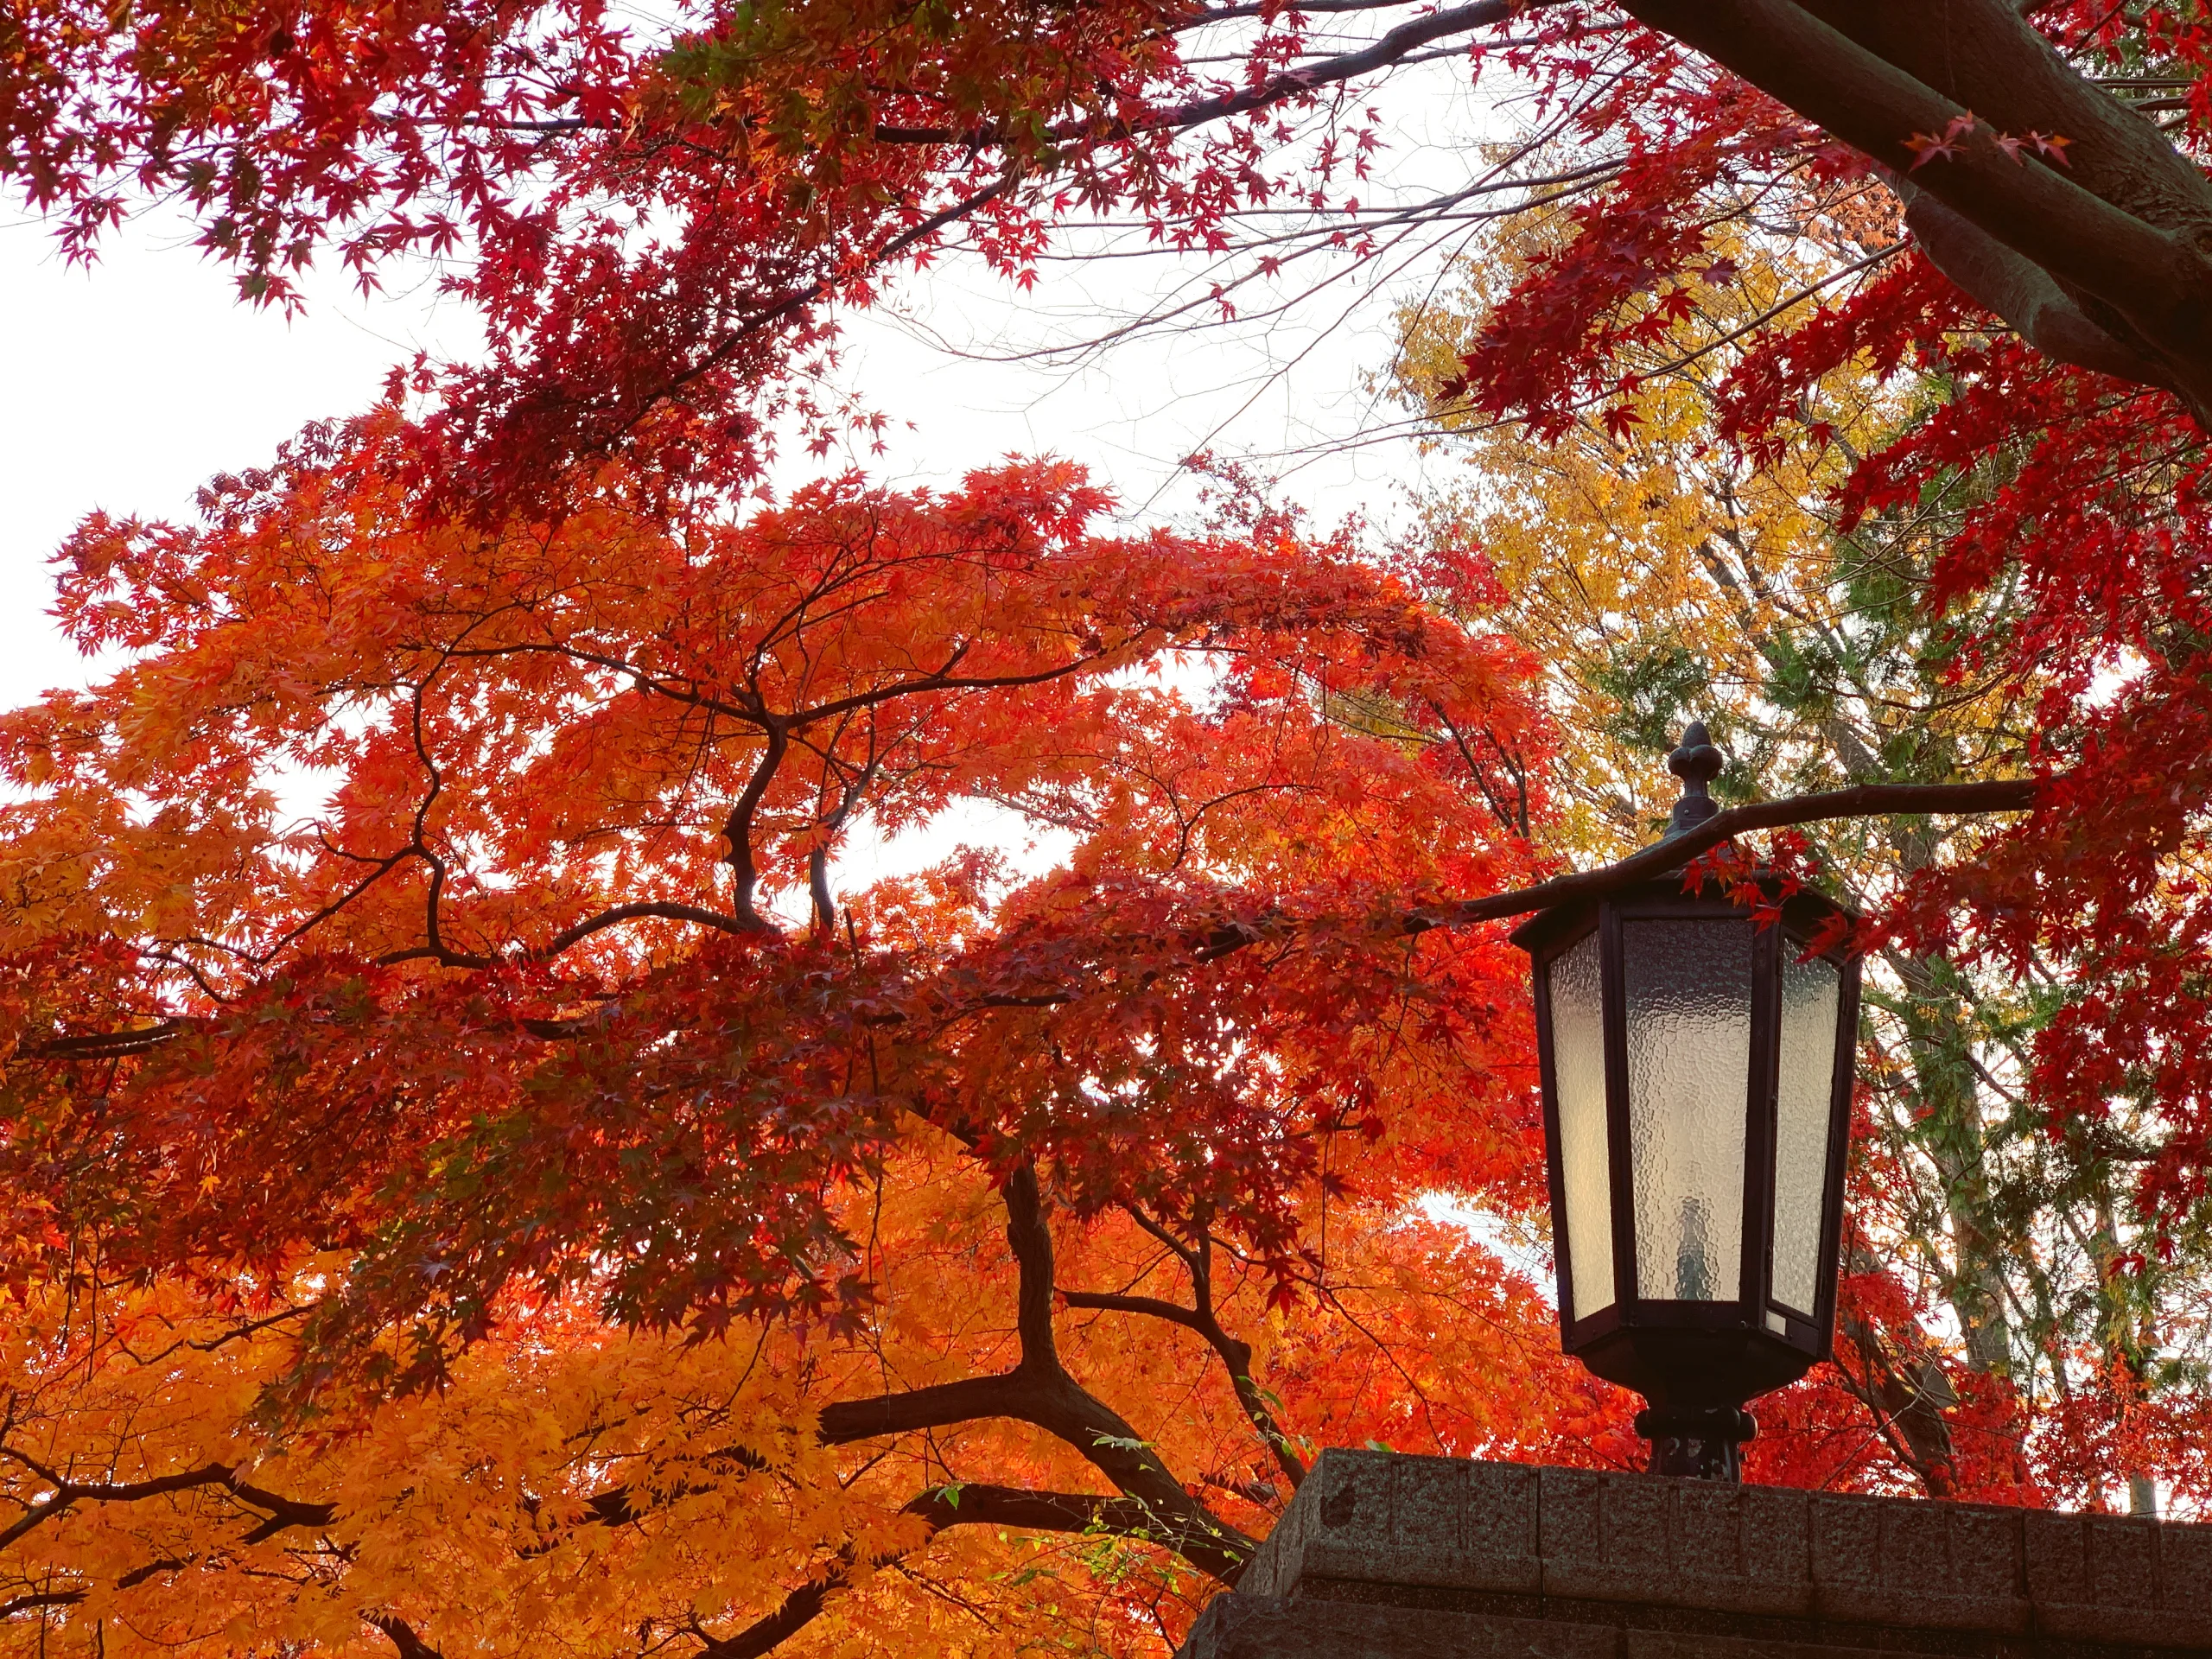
[{"x1": 1510, "y1": 726, "x2": 1863, "y2": 1480}]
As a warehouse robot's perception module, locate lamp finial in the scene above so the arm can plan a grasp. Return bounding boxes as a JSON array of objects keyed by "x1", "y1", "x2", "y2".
[{"x1": 1664, "y1": 721, "x2": 1725, "y2": 837}]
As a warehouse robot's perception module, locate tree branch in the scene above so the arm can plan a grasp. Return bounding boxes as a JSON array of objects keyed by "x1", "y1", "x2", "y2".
[
  {"x1": 855, "y1": 3, "x2": 1537, "y2": 148},
  {"x1": 1058, "y1": 1288, "x2": 1211, "y2": 1332},
  {"x1": 817, "y1": 1166, "x2": 1255, "y2": 1582},
  {"x1": 0, "y1": 1587, "x2": 87, "y2": 1618},
  {"x1": 1135, "y1": 1, "x2": 1522, "y2": 135},
  {"x1": 0, "y1": 1452, "x2": 336, "y2": 1554},
  {"x1": 816, "y1": 1376, "x2": 1035, "y2": 1444},
  {"x1": 693, "y1": 1483, "x2": 1194, "y2": 1658},
  {"x1": 721, "y1": 714, "x2": 789, "y2": 931},
  {"x1": 367, "y1": 1613, "x2": 448, "y2": 1659},
  {"x1": 1897, "y1": 181, "x2": 2177, "y2": 389},
  {"x1": 1833, "y1": 1245, "x2": 1961, "y2": 1499},
  {"x1": 534, "y1": 900, "x2": 763, "y2": 957},
  {"x1": 20, "y1": 1020, "x2": 188, "y2": 1060},
  {"x1": 1001, "y1": 1164, "x2": 1061, "y2": 1369},
  {"x1": 1403, "y1": 777, "x2": 2040, "y2": 936},
  {"x1": 1619, "y1": 0, "x2": 2212, "y2": 410},
  {"x1": 1061, "y1": 1216, "x2": 1306, "y2": 1490}
]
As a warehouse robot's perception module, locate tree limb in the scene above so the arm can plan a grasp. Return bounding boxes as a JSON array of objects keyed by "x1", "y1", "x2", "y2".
[
  {"x1": 0, "y1": 1452, "x2": 335, "y2": 1554},
  {"x1": 1136, "y1": 1, "x2": 1522, "y2": 135},
  {"x1": 1402, "y1": 777, "x2": 2039, "y2": 936},
  {"x1": 1619, "y1": 0, "x2": 2212, "y2": 411},
  {"x1": 1899, "y1": 182, "x2": 2178, "y2": 389},
  {"x1": 817, "y1": 1166, "x2": 1255, "y2": 1582},
  {"x1": 815, "y1": 1376, "x2": 1036, "y2": 1443},
  {"x1": 1062, "y1": 1214, "x2": 1307, "y2": 1489},
  {"x1": 535, "y1": 900, "x2": 764, "y2": 957},
  {"x1": 0, "y1": 1586, "x2": 88, "y2": 1618},
  {"x1": 367, "y1": 1613, "x2": 448, "y2": 1659},
  {"x1": 1832, "y1": 1263, "x2": 1960, "y2": 1499},
  {"x1": 693, "y1": 1483, "x2": 1192, "y2": 1658}
]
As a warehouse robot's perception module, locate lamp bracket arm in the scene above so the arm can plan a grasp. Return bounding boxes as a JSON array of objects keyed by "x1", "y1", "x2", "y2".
[{"x1": 1418, "y1": 777, "x2": 2042, "y2": 936}]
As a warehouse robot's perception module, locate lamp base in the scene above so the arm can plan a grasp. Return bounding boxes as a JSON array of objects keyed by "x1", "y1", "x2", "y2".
[{"x1": 1635, "y1": 1406, "x2": 1755, "y2": 1481}]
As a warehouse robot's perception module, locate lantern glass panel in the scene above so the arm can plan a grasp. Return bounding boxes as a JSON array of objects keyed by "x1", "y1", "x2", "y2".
[
  {"x1": 1623, "y1": 918, "x2": 1754, "y2": 1301},
  {"x1": 1548, "y1": 931, "x2": 1614, "y2": 1320},
  {"x1": 1770, "y1": 949, "x2": 1842, "y2": 1316}
]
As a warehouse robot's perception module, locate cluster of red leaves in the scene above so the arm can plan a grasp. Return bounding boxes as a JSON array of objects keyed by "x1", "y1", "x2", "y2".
[
  {"x1": 1654, "y1": 258, "x2": 2212, "y2": 1503},
  {"x1": 0, "y1": 424, "x2": 1554, "y2": 1401},
  {"x1": 4, "y1": 0, "x2": 1464, "y2": 512},
  {"x1": 1716, "y1": 256, "x2": 1967, "y2": 461},
  {"x1": 1834, "y1": 359, "x2": 2212, "y2": 1230}
]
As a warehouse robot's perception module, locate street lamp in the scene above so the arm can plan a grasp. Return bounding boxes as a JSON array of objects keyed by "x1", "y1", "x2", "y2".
[{"x1": 1510, "y1": 724, "x2": 1861, "y2": 1481}]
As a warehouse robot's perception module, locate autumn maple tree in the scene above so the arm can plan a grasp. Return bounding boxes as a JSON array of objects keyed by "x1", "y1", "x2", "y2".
[
  {"x1": 0, "y1": 430, "x2": 1609, "y2": 1647},
  {"x1": 10, "y1": 0, "x2": 2212, "y2": 1652}
]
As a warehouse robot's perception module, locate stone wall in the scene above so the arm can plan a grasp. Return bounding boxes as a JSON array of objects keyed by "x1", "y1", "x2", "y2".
[{"x1": 1176, "y1": 1450, "x2": 2211, "y2": 1658}]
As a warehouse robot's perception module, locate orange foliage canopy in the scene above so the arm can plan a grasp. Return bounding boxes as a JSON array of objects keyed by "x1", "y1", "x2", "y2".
[
  {"x1": 0, "y1": 429, "x2": 1656, "y2": 1652},
  {"x1": 9, "y1": 0, "x2": 2212, "y2": 1648}
]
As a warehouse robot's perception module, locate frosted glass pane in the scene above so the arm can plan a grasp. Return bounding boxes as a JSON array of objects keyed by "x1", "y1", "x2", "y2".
[
  {"x1": 1771, "y1": 950, "x2": 1842, "y2": 1316},
  {"x1": 1548, "y1": 931, "x2": 1614, "y2": 1320},
  {"x1": 1624, "y1": 919, "x2": 1751, "y2": 1301}
]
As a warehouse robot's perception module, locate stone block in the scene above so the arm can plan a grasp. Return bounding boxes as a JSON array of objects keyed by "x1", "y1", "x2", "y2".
[
  {"x1": 1948, "y1": 1502, "x2": 2024, "y2": 1599},
  {"x1": 2089, "y1": 1517, "x2": 2160, "y2": 1608},
  {"x1": 1808, "y1": 1489, "x2": 2028, "y2": 1633},
  {"x1": 1539, "y1": 1465, "x2": 1812, "y2": 1618},
  {"x1": 2024, "y1": 1511, "x2": 2091, "y2": 1609},
  {"x1": 1540, "y1": 1465, "x2": 1605, "y2": 1565},
  {"x1": 1682, "y1": 1481, "x2": 1811, "y2": 1618},
  {"x1": 1179, "y1": 1596, "x2": 1615, "y2": 1659},
  {"x1": 2161, "y1": 1520, "x2": 2212, "y2": 1617},
  {"x1": 2024, "y1": 1510, "x2": 2212, "y2": 1649},
  {"x1": 1240, "y1": 1450, "x2": 1541, "y2": 1600},
  {"x1": 1738, "y1": 1485, "x2": 1815, "y2": 1590},
  {"x1": 1465, "y1": 1456, "x2": 1542, "y2": 1567},
  {"x1": 1806, "y1": 1489, "x2": 1881, "y2": 1605}
]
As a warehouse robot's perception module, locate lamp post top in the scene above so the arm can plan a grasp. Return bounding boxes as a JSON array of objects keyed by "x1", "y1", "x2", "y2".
[{"x1": 1665, "y1": 719, "x2": 1726, "y2": 837}]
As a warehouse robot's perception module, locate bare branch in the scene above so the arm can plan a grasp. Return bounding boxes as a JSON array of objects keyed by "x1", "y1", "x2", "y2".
[
  {"x1": 1062, "y1": 1217, "x2": 1308, "y2": 1490},
  {"x1": 817, "y1": 1166, "x2": 1255, "y2": 1582},
  {"x1": 694, "y1": 1483, "x2": 1190, "y2": 1658},
  {"x1": 1134, "y1": 2, "x2": 1523, "y2": 136},
  {"x1": 368, "y1": 1613, "x2": 448, "y2": 1659},
  {"x1": 0, "y1": 1452, "x2": 335, "y2": 1554},
  {"x1": 535, "y1": 900, "x2": 765, "y2": 957},
  {"x1": 1404, "y1": 778, "x2": 2040, "y2": 935}
]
